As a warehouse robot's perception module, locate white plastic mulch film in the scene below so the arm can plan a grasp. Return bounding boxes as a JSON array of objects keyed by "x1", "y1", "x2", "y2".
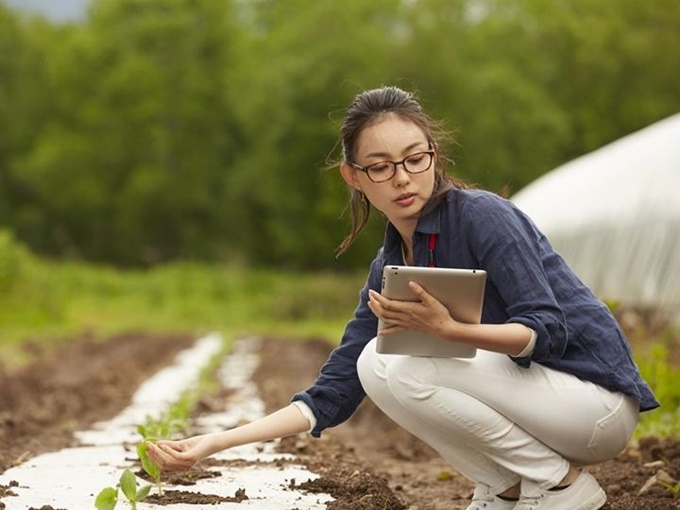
[{"x1": 511, "y1": 113, "x2": 680, "y2": 319}]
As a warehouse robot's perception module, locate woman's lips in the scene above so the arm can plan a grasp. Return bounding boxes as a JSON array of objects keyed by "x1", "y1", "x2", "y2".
[{"x1": 395, "y1": 193, "x2": 416, "y2": 206}]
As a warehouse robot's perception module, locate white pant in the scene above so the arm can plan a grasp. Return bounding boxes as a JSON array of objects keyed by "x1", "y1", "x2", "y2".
[{"x1": 357, "y1": 338, "x2": 639, "y2": 495}]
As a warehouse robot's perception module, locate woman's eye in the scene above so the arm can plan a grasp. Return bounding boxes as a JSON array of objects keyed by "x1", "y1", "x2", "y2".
[
  {"x1": 370, "y1": 164, "x2": 391, "y2": 173},
  {"x1": 406, "y1": 154, "x2": 425, "y2": 164}
]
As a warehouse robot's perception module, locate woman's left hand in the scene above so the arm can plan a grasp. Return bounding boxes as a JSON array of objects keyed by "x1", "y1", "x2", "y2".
[{"x1": 368, "y1": 282, "x2": 455, "y2": 337}]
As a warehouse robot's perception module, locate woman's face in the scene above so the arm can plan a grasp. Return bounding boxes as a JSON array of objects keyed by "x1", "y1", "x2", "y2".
[{"x1": 342, "y1": 114, "x2": 436, "y2": 227}]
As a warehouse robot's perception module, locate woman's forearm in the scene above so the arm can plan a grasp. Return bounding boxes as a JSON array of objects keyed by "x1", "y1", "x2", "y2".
[
  {"x1": 441, "y1": 321, "x2": 533, "y2": 356},
  {"x1": 208, "y1": 403, "x2": 311, "y2": 453}
]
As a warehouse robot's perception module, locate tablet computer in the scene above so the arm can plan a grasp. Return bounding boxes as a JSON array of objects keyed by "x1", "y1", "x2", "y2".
[{"x1": 376, "y1": 266, "x2": 486, "y2": 358}]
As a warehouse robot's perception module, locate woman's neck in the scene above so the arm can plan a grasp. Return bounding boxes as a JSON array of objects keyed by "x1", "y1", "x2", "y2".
[
  {"x1": 401, "y1": 240, "x2": 414, "y2": 265},
  {"x1": 393, "y1": 219, "x2": 417, "y2": 265}
]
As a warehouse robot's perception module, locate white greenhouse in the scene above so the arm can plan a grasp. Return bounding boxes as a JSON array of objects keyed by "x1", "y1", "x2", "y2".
[{"x1": 512, "y1": 113, "x2": 680, "y2": 320}]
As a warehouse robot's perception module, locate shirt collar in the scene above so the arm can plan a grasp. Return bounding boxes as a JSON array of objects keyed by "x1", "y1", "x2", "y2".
[{"x1": 383, "y1": 199, "x2": 443, "y2": 257}]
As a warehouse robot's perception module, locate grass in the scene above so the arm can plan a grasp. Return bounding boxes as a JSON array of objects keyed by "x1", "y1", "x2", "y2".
[
  {"x1": 633, "y1": 339, "x2": 680, "y2": 439},
  {"x1": 1, "y1": 228, "x2": 678, "y2": 438},
  {"x1": 0, "y1": 230, "x2": 363, "y2": 363}
]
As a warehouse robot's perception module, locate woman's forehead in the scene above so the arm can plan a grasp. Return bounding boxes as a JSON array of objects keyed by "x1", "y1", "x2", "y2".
[{"x1": 356, "y1": 114, "x2": 428, "y2": 158}]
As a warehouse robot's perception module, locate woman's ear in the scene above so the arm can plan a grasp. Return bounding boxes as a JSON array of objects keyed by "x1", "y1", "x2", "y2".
[
  {"x1": 340, "y1": 162, "x2": 362, "y2": 190},
  {"x1": 432, "y1": 141, "x2": 440, "y2": 160}
]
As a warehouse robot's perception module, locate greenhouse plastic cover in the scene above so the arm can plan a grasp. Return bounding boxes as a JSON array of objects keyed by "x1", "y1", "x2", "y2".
[{"x1": 512, "y1": 113, "x2": 680, "y2": 315}]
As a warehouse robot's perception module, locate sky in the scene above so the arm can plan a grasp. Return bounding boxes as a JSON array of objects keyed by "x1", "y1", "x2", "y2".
[{"x1": 4, "y1": 0, "x2": 89, "y2": 22}]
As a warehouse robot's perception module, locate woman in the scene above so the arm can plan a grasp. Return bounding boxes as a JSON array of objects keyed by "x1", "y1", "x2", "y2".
[{"x1": 147, "y1": 86, "x2": 659, "y2": 510}]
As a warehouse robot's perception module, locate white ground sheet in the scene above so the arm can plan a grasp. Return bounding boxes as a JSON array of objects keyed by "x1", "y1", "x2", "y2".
[{"x1": 0, "y1": 333, "x2": 333, "y2": 509}]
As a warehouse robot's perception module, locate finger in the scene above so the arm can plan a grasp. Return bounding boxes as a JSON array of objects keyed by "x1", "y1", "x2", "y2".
[
  {"x1": 368, "y1": 296, "x2": 393, "y2": 319},
  {"x1": 146, "y1": 444, "x2": 177, "y2": 469},
  {"x1": 159, "y1": 443, "x2": 186, "y2": 458},
  {"x1": 408, "y1": 281, "x2": 432, "y2": 302},
  {"x1": 145, "y1": 443, "x2": 163, "y2": 463},
  {"x1": 155, "y1": 440, "x2": 184, "y2": 452},
  {"x1": 376, "y1": 296, "x2": 409, "y2": 314},
  {"x1": 369, "y1": 301, "x2": 404, "y2": 324},
  {"x1": 369, "y1": 289, "x2": 398, "y2": 307},
  {"x1": 155, "y1": 445, "x2": 196, "y2": 471},
  {"x1": 378, "y1": 324, "x2": 405, "y2": 335}
]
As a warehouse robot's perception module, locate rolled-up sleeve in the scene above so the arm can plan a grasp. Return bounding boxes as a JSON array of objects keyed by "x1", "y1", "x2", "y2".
[
  {"x1": 291, "y1": 257, "x2": 383, "y2": 437},
  {"x1": 464, "y1": 194, "x2": 568, "y2": 364}
]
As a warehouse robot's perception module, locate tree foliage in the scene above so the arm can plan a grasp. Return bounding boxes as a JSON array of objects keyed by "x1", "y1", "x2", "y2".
[{"x1": 1, "y1": 0, "x2": 678, "y2": 268}]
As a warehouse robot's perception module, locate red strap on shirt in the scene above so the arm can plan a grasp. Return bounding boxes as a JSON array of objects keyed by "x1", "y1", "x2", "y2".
[{"x1": 427, "y1": 233, "x2": 438, "y2": 267}]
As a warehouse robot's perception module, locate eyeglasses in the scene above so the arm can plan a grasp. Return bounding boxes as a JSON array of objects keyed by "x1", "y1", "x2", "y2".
[{"x1": 350, "y1": 149, "x2": 435, "y2": 183}]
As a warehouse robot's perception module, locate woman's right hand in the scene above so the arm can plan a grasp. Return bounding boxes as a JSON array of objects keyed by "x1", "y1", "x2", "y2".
[{"x1": 146, "y1": 433, "x2": 221, "y2": 471}]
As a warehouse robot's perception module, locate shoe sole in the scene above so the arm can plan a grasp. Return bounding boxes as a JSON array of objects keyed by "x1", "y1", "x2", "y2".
[
  {"x1": 516, "y1": 486, "x2": 607, "y2": 510},
  {"x1": 576, "y1": 487, "x2": 607, "y2": 510}
]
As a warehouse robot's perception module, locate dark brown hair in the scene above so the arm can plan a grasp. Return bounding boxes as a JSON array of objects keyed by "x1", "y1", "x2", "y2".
[{"x1": 336, "y1": 86, "x2": 468, "y2": 256}]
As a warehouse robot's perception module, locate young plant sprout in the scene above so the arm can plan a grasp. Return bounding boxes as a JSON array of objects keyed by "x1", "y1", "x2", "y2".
[
  {"x1": 137, "y1": 441, "x2": 163, "y2": 495},
  {"x1": 660, "y1": 479, "x2": 680, "y2": 499},
  {"x1": 94, "y1": 486, "x2": 117, "y2": 510},
  {"x1": 94, "y1": 469, "x2": 151, "y2": 510}
]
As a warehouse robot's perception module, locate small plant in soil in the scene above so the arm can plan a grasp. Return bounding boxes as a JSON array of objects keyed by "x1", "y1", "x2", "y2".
[
  {"x1": 94, "y1": 469, "x2": 151, "y2": 510},
  {"x1": 660, "y1": 479, "x2": 680, "y2": 498},
  {"x1": 136, "y1": 441, "x2": 163, "y2": 495}
]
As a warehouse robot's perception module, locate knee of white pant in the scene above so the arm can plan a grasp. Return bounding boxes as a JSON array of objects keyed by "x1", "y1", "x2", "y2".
[
  {"x1": 357, "y1": 338, "x2": 383, "y2": 397},
  {"x1": 385, "y1": 356, "x2": 439, "y2": 401}
]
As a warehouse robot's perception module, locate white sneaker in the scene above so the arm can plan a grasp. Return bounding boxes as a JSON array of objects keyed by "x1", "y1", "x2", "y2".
[
  {"x1": 515, "y1": 471, "x2": 606, "y2": 510},
  {"x1": 465, "y1": 484, "x2": 518, "y2": 510}
]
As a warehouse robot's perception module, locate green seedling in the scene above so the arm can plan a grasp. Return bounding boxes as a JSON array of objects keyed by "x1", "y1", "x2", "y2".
[
  {"x1": 94, "y1": 486, "x2": 117, "y2": 510},
  {"x1": 660, "y1": 480, "x2": 680, "y2": 498},
  {"x1": 94, "y1": 469, "x2": 151, "y2": 510},
  {"x1": 137, "y1": 441, "x2": 163, "y2": 495},
  {"x1": 120, "y1": 468, "x2": 152, "y2": 509}
]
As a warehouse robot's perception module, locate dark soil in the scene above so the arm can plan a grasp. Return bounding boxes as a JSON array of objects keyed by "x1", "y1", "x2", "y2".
[
  {"x1": 0, "y1": 331, "x2": 194, "y2": 473},
  {"x1": 0, "y1": 333, "x2": 678, "y2": 509},
  {"x1": 251, "y1": 336, "x2": 680, "y2": 510}
]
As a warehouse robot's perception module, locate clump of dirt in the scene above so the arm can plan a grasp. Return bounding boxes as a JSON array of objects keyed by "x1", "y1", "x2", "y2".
[
  {"x1": 0, "y1": 481, "x2": 18, "y2": 498},
  {"x1": 145, "y1": 487, "x2": 248, "y2": 505}
]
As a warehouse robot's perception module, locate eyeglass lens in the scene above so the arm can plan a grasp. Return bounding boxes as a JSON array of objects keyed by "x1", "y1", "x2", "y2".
[{"x1": 367, "y1": 152, "x2": 433, "y2": 182}]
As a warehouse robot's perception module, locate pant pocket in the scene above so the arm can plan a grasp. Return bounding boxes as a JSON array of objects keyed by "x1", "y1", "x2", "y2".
[{"x1": 586, "y1": 394, "x2": 637, "y2": 462}]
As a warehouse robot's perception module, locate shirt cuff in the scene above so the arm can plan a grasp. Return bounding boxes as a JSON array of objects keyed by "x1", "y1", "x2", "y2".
[
  {"x1": 291, "y1": 400, "x2": 317, "y2": 432},
  {"x1": 514, "y1": 328, "x2": 537, "y2": 358}
]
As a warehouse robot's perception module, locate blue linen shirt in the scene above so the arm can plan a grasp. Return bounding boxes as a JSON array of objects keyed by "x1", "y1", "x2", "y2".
[{"x1": 292, "y1": 189, "x2": 660, "y2": 437}]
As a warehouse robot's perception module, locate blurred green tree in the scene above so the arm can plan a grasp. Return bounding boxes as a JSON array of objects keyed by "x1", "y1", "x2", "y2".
[
  {"x1": 0, "y1": 0, "x2": 678, "y2": 268},
  {"x1": 221, "y1": 0, "x2": 402, "y2": 269},
  {"x1": 11, "y1": 0, "x2": 241, "y2": 264}
]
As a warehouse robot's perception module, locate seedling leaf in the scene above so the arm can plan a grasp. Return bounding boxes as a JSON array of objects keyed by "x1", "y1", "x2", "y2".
[
  {"x1": 136, "y1": 484, "x2": 152, "y2": 500},
  {"x1": 119, "y1": 469, "x2": 138, "y2": 502},
  {"x1": 94, "y1": 486, "x2": 118, "y2": 510},
  {"x1": 137, "y1": 441, "x2": 163, "y2": 495},
  {"x1": 136, "y1": 442, "x2": 161, "y2": 480},
  {"x1": 660, "y1": 480, "x2": 680, "y2": 498}
]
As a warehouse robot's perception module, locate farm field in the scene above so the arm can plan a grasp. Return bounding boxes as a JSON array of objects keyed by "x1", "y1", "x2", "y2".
[{"x1": 1, "y1": 332, "x2": 678, "y2": 510}]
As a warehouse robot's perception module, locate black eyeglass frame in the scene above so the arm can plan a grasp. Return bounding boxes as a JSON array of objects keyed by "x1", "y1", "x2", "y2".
[{"x1": 350, "y1": 147, "x2": 436, "y2": 183}]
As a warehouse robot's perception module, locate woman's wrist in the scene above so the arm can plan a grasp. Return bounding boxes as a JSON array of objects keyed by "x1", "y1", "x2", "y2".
[
  {"x1": 203, "y1": 431, "x2": 232, "y2": 456},
  {"x1": 442, "y1": 319, "x2": 473, "y2": 343}
]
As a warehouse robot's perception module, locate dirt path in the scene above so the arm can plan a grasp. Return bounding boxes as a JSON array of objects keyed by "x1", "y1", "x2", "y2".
[
  {"x1": 0, "y1": 331, "x2": 194, "y2": 475},
  {"x1": 1, "y1": 333, "x2": 678, "y2": 509}
]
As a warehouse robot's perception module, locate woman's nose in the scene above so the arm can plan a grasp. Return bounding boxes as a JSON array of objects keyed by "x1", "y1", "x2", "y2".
[{"x1": 392, "y1": 163, "x2": 411, "y2": 185}]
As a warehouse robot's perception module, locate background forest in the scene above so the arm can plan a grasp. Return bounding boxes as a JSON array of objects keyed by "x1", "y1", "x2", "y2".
[
  {"x1": 1, "y1": 0, "x2": 679, "y2": 270},
  {"x1": 0, "y1": 0, "x2": 679, "y2": 440}
]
